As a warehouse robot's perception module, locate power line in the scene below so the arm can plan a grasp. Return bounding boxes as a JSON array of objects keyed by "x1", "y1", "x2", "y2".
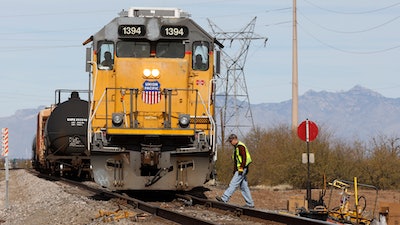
[
  {"x1": 293, "y1": 2, "x2": 400, "y2": 54},
  {"x1": 0, "y1": 9, "x2": 114, "y2": 18},
  {"x1": 0, "y1": 27, "x2": 99, "y2": 36},
  {"x1": 0, "y1": 45, "x2": 81, "y2": 52},
  {"x1": 265, "y1": 7, "x2": 292, "y2": 13},
  {"x1": 298, "y1": 22, "x2": 400, "y2": 54},
  {"x1": 298, "y1": 9, "x2": 400, "y2": 34},
  {"x1": 303, "y1": 0, "x2": 400, "y2": 14},
  {"x1": 0, "y1": 38, "x2": 81, "y2": 42},
  {"x1": 265, "y1": 21, "x2": 291, "y2": 27},
  {"x1": 195, "y1": 7, "x2": 291, "y2": 20}
]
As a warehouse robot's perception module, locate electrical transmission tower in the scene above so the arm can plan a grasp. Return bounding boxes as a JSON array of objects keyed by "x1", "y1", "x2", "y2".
[{"x1": 208, "y1": 17, "x2": 267, "y2": 143}]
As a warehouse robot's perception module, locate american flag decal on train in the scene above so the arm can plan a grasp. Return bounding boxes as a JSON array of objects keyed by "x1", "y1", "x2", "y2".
[{"x1": 142, "y1": 81, "x2": 161, "y2": 104}]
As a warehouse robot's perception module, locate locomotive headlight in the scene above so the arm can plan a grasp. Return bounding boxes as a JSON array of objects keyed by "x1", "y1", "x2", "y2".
[
  {"x1": 143, "y1": 69, "x2": 151, "y2": 77},
  {"x1": 178, "y1": 114, "x2": 190, "y2": 128},
  {"x1": 112, "y1": 113, "x2": 124, "y2": 127},
  {"x1": 151, "y1": 69, "x2": 160, "y2": 77}
]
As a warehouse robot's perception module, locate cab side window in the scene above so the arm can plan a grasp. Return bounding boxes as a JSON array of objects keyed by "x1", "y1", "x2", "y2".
[
  {"x1": 98, "y1": 42, "x2": 114, "y2": 70},
  {"x1": 192, "y1": 42, "x2": 209, "y2": 71}
]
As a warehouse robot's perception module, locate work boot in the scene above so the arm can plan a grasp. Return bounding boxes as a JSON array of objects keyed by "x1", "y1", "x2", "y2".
[{"x1": 215, "y1": 196, "x2": 225, "y2": 202}]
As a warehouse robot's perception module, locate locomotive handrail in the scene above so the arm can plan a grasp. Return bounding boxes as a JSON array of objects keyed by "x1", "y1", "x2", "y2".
[
  {"x1": 92, "y1": 87, "x2": 214, "y2": 134},
  {"x1": 87, "y1": 60, "x2": 98, "y2": 148},
  {"x1": 198, "y1": 85, "x2": 216, "y2": 154},
  {"x1": 88, "y1": 88, "x2": 106, "y2": 148},
  {"x1": 89, "y1": 89, "x2": 106, "y2": 124},
  {"x1": 208, "y1": 79, "x2": 217, "y2": 154}
]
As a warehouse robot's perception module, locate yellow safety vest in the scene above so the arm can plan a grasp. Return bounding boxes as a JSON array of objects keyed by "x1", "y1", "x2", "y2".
[{"x1": 233, "y1": 141, "x2": 252, "y2": 169}]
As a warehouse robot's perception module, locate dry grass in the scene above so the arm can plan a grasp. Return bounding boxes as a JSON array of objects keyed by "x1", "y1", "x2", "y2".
[{"x1": 0, "y1": 170, "x2": 5, "y2": 181}]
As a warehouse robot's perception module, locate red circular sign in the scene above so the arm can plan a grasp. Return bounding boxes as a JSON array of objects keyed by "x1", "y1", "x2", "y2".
[{"x1": 297, "y1": 120, "x2": 318, "y2": 142}]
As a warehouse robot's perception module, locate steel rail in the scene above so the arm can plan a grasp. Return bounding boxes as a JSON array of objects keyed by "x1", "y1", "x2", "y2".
[
  {"x1": 111, "y1": 192, "x2": 217, "y2": 225},
  {"x1": 182, "y1": 194, "x2": 334, "y2": 225}
]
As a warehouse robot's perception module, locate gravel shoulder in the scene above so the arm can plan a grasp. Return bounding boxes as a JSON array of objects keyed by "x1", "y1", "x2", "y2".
[{"x1": 0, "y1": 170, "x2": 154, "y2": 225}]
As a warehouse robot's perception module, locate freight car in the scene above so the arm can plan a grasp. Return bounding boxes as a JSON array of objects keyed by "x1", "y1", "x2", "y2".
[
  {"x1": 83, "y1": 7, "x2": 221, "y2": 191},
  {"x1": 32, "y1": 90, "x2": 92, "y2": 179}
]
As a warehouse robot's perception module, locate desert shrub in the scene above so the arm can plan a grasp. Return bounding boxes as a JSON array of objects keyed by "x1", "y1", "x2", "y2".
[{"x1": 215, "y1": 124, "x2": 400, "y2": 190}]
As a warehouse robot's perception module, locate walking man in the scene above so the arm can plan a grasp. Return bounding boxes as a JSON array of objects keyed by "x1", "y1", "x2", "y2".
[{"x1": 216, "y1": 134, "x2": 254, "y2": 208}]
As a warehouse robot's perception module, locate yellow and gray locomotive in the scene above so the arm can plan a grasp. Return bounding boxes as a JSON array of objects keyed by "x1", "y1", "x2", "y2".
[{"x1": 83, "y1": 7, "x2": 219, "y2": 191}]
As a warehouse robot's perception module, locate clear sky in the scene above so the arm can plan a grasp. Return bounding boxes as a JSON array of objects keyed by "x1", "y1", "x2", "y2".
[{"x1": 0, "y1": 0, "x2": 399, "y2": 117}]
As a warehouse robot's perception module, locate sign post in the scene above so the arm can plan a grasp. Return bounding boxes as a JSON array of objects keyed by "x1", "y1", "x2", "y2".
[
  {"x1": 2, "y1": 128, "x2": 9, "y2": 209},
  {"x1": 297, "y1": 119, "x2": 318, "y2": 209}
]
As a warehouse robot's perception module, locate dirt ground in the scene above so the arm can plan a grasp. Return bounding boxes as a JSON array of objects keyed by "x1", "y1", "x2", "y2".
[{"x1": 203, "y1": 183, "x2": 400, "y2": 216}]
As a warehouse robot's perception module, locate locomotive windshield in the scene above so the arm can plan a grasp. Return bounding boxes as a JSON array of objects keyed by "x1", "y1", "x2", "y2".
[
  {"x1": 115, "y1": 40, "x2": 185, "y2": 58},
  {"x1": 117, "y1": 41, "x2": 150, "y2": 57},
  {"x1": 156, "y1": 41, "x2": 185, "y2": 58},
  {"x1": 98, "y1": 40, "x2": 186, "y2": 70}
]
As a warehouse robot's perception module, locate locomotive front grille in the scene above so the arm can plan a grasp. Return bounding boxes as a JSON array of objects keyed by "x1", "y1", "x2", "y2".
[{"x1": 189, "y1": 116, "x2": 210, "y2": 124}]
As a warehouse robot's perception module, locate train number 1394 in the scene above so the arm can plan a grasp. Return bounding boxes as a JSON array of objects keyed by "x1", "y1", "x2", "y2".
[
  {"x1": 161, "y1": 25, "x2": 188, "y2": 37},
  {"x1": 118, "y1": 25, "x2": 146, "y2": 37}
]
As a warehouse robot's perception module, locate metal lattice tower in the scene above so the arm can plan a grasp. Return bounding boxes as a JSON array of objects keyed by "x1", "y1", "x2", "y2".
[{"x1": 208, "y1": 17, "x2": 267, "y2": 142}]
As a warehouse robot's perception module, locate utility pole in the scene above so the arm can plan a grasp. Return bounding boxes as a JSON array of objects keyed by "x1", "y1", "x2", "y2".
[
  {"x1": 208, "y1": 17, "x2": 267, "y2": 144},
  {"x1": 292, "y1": 0, "x2": 299, "y2": 130}
]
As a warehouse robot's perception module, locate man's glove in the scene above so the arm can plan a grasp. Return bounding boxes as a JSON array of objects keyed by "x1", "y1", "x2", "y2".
[{"x1": 238, "y1": 167, "x2": 244, "y2": 175}]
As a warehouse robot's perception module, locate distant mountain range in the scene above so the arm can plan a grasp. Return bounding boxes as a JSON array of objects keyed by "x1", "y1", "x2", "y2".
[
  {"x1": 252, "y1": 85, "x2": 400, "y2": 142},
  {"x1": 1, "y1": 85, "x2": 399, "y2": 159},
  {"x1": 0, "y1": 106, "x2": 45, "y2": 159}
]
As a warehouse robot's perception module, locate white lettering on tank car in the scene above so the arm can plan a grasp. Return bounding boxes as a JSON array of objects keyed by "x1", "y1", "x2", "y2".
[{"x1": 67, "y1": 117, "x2": 87, "y2": 127}]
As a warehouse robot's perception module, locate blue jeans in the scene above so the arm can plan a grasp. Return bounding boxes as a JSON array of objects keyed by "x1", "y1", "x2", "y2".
[{"x1": 221, "y1": 168, "x2": 254, "y2": 207}]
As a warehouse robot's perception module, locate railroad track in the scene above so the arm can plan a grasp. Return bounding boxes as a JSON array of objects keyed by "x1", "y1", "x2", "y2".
[
  {"x1": 30, "y1": 170, "x2": 333, "y2": 225},
  {"x1": 30, "y1": 170, "x2": 216, "y2": 224},
  {"x1": 177, "y1": 194, "x2": 334, "y2": 225}
]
